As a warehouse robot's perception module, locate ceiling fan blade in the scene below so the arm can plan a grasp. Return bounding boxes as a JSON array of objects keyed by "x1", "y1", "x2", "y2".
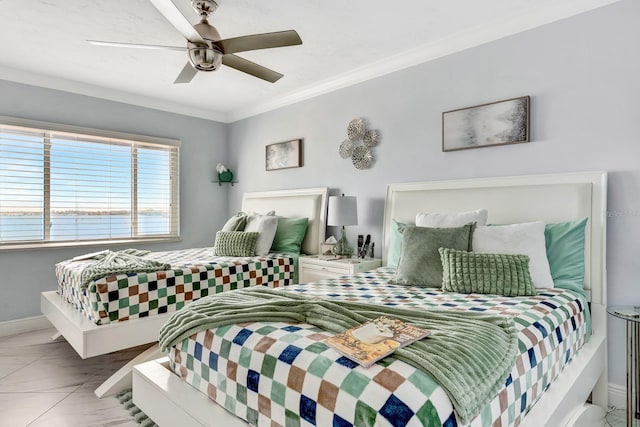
[
  {"x1": 212, "y1": 30, "x2": 302, "y2": 55},
  {"x1": 222, "y1": 54, "x2": 283, "y2": 83},
  {"x1": 87, "y1": 40, "x2": 186, "y2": 51},
  {"x1": 149, "y1": 0, "x2": 205, "y2": 44},
  {"x1": 174, "y1": 62, "x2": 198, "y2": 84}
]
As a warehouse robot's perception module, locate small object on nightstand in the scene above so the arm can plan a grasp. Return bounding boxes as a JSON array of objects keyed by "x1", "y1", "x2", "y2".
[{"x1": 359, "y1": 234, "x2": 370, "y2": 258}]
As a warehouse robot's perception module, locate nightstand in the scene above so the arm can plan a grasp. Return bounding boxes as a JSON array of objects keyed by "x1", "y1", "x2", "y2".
[{"x1": 299, "y1": 256, "x2": 382, "y2": 283}]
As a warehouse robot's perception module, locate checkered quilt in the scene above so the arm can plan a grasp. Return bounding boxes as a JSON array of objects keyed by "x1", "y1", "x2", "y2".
[
  {"x1": 55, "y1": 247, "x2": 294, "y2": 325},
  {"x1": 168, "y1": 267, "x2": 588, "y2": 427}
]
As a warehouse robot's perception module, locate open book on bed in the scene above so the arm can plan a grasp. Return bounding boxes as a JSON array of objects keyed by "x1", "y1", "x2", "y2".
[{"x1": 324, "y1": 316, "x2": 431, "y2": 367}]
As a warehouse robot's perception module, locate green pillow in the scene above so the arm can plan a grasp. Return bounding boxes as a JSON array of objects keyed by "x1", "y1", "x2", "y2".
[
  {"x1": 387, "y1": 219, "x2": 410, "y2": 267},
  {"x1": 213, "y1": 231, "x2": 259, "y2": 257},
  {"x1": 545, "y1": 218, "x2": 588, "y2": 294},
  {"x1": 270, "y1": 217, "x2": 309, "y2": 254},
  {"x1": 221, "y1": 212, "x2": 248, "y2": 232},
  {"x1": 395, "y1": 223, "x2": 474, "y2": 287},
  {"x1": 440, "y1": 248, "x2": 536, "y2": 296}
]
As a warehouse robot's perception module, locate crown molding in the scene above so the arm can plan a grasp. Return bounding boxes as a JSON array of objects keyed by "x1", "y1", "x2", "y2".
[
  {"x1": 227, "y1": 0, "x2": 621, "y2": 122},
  {"x1": 0, "y1": 65, "x2": 228, "y2": 123}
]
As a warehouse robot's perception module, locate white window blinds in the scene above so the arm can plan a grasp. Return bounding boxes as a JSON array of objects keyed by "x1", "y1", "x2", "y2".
[{"x1": 0, "y1": 119, "x2": 180, "y2": 248}]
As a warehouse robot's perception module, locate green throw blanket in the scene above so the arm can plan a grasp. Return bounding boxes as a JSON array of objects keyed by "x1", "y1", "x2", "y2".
[
  {"x1": 79, "y1": 249, "x2": 170, "y2": 289},
  {"x1": 159, "y1": 287, "x2": 519, "y2": 424}
]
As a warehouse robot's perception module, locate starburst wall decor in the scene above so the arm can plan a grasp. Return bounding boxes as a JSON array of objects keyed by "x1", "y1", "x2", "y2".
[{"x1": 338, "y1": 118, "x2": 380, "y2": 170}]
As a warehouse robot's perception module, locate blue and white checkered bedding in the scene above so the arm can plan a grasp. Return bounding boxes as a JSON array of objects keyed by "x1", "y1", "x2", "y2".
[{"x1": 167, "y1": 267, "x2": 587, "y2": 426}]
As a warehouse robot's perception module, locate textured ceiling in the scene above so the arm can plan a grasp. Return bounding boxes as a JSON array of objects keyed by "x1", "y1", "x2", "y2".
[{"x1": 0, "y1": 0, "x2": 620, "y2": 122}]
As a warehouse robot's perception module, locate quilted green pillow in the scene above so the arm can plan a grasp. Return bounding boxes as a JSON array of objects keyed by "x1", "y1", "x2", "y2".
[
  {"x1": 395, "y1": 224, "x2": 475, "y2": 287},
  {"x1": 213, "y1": 231, "x2": 259, "y2": 257},
  {"x1": 439, "y1": 248, "x2": 536, "y2": 296}
]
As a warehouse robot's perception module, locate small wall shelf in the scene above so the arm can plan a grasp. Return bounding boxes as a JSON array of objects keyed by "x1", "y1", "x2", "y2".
[{"x1": 215, "y1": 181, "x2": 238, "y2": 186}]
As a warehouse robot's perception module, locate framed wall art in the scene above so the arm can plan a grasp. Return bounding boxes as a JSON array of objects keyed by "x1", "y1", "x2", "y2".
[
  {"x1": 266, "y1": 139, "x2": 302, "y2": 171},
  {"x1": 442, "y1": 96, "x2": 530, "y2": 152}
]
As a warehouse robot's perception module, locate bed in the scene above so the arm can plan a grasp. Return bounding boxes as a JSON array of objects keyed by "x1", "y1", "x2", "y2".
[
  {"x1": 132, "y1": 171, "x2": 608, "y2": 427},
  {"x1": 40, "y1": 186, "x2": 327, "y2": 395},
  {"x1": 55, "y1": 248, "x2": 297, "y2": 326}
]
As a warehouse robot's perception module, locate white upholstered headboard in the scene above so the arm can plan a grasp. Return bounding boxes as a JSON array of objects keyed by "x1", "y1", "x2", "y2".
[
  {"x1": 241, "y1": 187, "x2": 328, "y2": 255},
  {"x1": 382, "y1": 172, "x2": 607, "y2": 305}
]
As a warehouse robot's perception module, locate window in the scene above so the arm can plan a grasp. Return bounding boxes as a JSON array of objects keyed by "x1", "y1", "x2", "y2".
[{"x1": 0, "y1": 117, "x2": 180, "y2": 249}]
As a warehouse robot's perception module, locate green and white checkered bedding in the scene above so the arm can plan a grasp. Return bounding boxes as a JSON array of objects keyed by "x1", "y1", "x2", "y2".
[
  {"x1": 167, "y1": 267, "x2": 588, "y2": 427},
  {"x1": 55, "y1": 247, "x2": 295, "y2": 325}
]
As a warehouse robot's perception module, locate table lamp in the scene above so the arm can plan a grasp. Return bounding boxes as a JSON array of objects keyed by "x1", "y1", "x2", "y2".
[{"x1": 327, "y1": 194, "x2": 358, "y2": 258}]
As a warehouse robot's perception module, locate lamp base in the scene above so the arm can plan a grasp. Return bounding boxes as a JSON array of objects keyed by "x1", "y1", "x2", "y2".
[{"x1": 332, "y1": 226, "x2": 354, "y2": 258}]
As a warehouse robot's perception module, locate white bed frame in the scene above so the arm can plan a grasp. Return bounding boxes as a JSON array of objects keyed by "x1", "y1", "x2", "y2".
[
  {"x1": 40, "y1": 187, "x2": 328, "y2": 397},
  {"x1": 133, "y1": 171, "x2": 608, "y2": 427}
]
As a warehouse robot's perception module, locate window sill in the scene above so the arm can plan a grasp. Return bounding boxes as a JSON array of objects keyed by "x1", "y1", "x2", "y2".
[{"x1": 0, "y1": 237, "x2": 182, "y2": 252}]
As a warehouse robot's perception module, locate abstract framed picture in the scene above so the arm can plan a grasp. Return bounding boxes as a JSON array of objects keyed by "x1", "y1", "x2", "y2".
[
  {"x1": 442, "y1": 96, "x2": 530, "y2": 152},
  {"x1": 265, "y1": 139, "x2": 302, "y2": 171}
]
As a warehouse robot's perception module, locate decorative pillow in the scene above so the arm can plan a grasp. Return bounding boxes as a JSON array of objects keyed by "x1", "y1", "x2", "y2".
[
  {"x1": 271, "y1": 217, "x2": 309, "y2": 254},
  {"x1": 439, "y1": 248, "x2": 536, "y2": 296},
  {"x1": 387, "y1": 219, "x2": 411, "y2": 267},
  {"x1": 395, "y1": 223, "x2": 475, "y2": 287},
  {"x1": 416, "y1": 208, "x2": 488, "y2": 228},
  {"x1": 472, "y1": 221, "x2": 554, "y2": 289},
  {"x1": 213, "y1": 231, "x2": 259, "y2": 257},
  {"x1": 221, "y1": 212, "x2": 248, "y2": 232},
  {"x1": 545, "y1": 218, "x2": 588, "y2": 293},
  {"x1": 245, "y1": 211, "x2": 278, "y2": 255}
]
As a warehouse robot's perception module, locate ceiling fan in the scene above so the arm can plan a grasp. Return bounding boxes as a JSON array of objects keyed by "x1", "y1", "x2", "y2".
[{"x1": 88, "y1": 0, "x2": 302, "y2": 84}]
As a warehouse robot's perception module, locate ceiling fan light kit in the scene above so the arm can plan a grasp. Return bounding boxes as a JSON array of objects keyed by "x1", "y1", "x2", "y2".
[{"x1": 88, "y1": 0, "x2": 302, "y2": 84}]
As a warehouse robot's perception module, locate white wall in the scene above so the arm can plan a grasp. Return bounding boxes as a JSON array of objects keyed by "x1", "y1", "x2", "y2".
[
  {"x1": 227, "y1": 0, "x2": 639, "y2": 388},
  {"x1": 0, "y1": 80, "x2": 229, "y2": 322}
]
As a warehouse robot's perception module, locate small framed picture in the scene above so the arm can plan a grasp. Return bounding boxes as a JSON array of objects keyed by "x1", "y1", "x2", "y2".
[
  {"x1": 442, "y1": 96, "x2": 530, "y2": 152},
  {"x1": 266, "y1": 139, "x2": 302, "y2": 171}
]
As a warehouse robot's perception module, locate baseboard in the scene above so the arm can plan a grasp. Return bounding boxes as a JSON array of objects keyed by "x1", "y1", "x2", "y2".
[
  {"x1": 609, "y1": 383, "x2": 627, "y2": 410},
  {"x1": 0, "y1": 315, "x2": 52, "y2": 338}
]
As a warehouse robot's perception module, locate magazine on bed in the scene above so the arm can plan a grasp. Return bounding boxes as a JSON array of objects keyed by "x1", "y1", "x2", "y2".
[{"x1": 324, "y1": 316, "x2": 431, "y2": 367}]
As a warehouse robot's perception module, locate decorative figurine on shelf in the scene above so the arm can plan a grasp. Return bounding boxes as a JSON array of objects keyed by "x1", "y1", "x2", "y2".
[{"x1": 216, "y1": 163, "x2": 234, "y2": 183}]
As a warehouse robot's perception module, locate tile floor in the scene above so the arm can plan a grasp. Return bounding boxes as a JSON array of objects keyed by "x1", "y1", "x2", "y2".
[
  {"x1": 0, "y1": 327, "x2": 152, "y2": 427},
  {"x1": 0, "y1": 327, "x2": 629, "y2": 427}
]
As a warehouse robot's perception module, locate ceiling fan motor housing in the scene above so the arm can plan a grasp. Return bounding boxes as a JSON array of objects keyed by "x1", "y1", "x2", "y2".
[{"x1": 187, "y1": 42, "x2": 222, "y2": 71}]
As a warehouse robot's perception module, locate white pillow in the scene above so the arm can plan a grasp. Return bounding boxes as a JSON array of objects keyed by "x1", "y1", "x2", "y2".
[
  {"x1": 472, "y1": 221, "x2": 554, "y2": 289},
  {"x1": 416, "y1": 208, "x2": 488, "y2": 227},
  {"x1": 244, "y1": 211, "x2": 277, "y2": 256}
]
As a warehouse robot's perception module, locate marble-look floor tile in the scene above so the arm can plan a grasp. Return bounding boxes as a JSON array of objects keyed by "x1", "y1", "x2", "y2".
[
  {"x1": 0, "y1": 392, "x2": 68, "y2": 426},
  {"x1": 0, "y1": 355, "x2": 40, "y2": 380},
  {"x1": 29, "y1": 389, "x2": 138, "y2": 427}
]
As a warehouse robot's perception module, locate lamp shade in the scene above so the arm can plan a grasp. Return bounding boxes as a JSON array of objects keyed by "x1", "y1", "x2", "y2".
[{"x1": 327, "y1": 195, "x2": 358, "y2": 226}]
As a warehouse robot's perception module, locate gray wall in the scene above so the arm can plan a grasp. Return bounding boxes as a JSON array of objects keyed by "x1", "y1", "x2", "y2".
[
  {"x1": 0, "y1": 80, "x2": 229, "y2": 321},
  {"x1": 227, "y1": 0, "x2": 639, "y2": 388}
]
